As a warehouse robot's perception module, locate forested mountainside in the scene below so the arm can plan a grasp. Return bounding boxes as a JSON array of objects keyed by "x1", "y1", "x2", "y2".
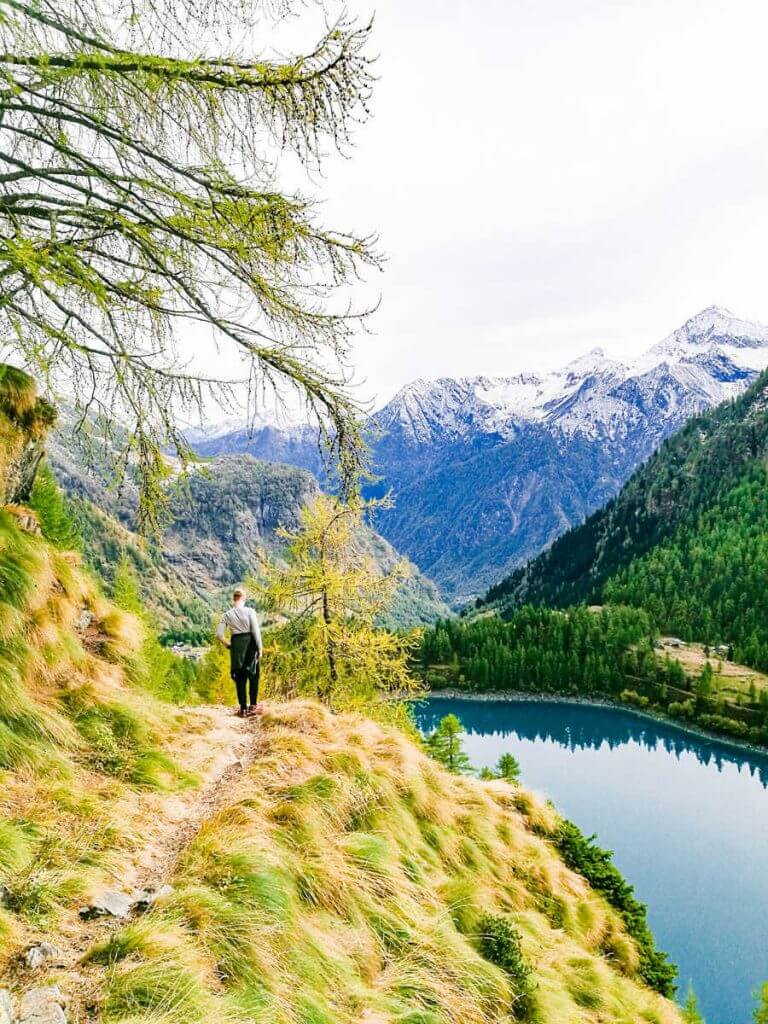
[
  {"x1": 483, "y1": 367, "x2": 768, "y2": 668},
  {"x1": 192, "y1": 306, "x2": 768, "y2": 601},
  {"x1": 0, "y1": 367, "x2": 683, "y2": 1024},
  {"x1": 50, "y1": 417, "x2": 448, "y2": 631}
]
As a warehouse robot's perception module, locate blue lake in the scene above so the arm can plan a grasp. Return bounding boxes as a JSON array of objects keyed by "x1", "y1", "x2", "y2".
[{"x1": 414, "y1": 697, "x2": 768, "y2": 1024}]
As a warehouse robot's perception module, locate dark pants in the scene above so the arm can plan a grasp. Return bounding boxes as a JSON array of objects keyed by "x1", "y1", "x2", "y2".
[{"x1": 230, "y1": 633, "x2": 260, "y2": 709}]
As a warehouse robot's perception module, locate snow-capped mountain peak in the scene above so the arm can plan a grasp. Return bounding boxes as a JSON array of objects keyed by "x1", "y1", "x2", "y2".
[
  {"x1": 560, "y1": 346, "x2": 623, "y2": 378},
  {"x1": 641, "y1": 305, "x2": 768, "y2": 367},
  {"x1": 373, "y1": 307, "x2": 768, "y2": 446},
  {"x1": 194, "y1": 306, "x2": 768, "y2": 451}
]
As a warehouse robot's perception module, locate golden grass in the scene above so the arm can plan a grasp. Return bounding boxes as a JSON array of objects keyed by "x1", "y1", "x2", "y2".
[
  {"x1": 0, "y1": 502, "x2": 199, "y2": 954},
  {"x1": 86, "y1": 701, "x2": 684, "y2": 1024}
]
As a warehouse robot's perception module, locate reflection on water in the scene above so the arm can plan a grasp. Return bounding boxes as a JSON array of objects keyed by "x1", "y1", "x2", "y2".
[
  {"x1": 416, "y1": 698, "x2": 768, "y2": 789},
  {"x1": 414, "y1": 697, "x2": 768, "y2": 1024}
]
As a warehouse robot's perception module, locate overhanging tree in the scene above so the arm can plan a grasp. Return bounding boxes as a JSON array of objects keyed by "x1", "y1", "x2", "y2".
[{"x1": 0, "y1": 0, "x2": 379, "y2": 526}]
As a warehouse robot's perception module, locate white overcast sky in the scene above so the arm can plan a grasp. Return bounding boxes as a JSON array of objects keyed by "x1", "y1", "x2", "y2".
[
  {"x1": 189, "y1": 0, "x2": 768, "y2": 419},
  {"x1": 294, "y1": 0, "x2": 768, "y2": 408}
]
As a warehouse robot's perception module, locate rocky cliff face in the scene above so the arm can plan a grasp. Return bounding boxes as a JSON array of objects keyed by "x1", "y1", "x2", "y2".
[
  {"x1": 0, "y1": 366, "x2": 56, "y2": 506},
  {"x1": 50, "y1": 422, "x2": 448, "y2": 629}
]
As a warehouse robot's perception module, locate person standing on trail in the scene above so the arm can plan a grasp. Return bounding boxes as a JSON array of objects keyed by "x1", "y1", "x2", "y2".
[{"x1": 217, "y1": 587, "x2": 264, "y2": 718}]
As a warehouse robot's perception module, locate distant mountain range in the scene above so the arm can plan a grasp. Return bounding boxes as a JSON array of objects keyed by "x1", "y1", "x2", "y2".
[{"x1": 189, "y1": 306, "x2": 768, "y2": 602}]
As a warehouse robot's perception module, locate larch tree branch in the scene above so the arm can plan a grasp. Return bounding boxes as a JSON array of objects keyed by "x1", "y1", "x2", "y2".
[{"x1": 0, "y1": 0, "x2": 380, "y2": 528}]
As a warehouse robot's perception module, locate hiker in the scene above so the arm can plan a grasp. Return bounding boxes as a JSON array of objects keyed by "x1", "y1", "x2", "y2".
[{"x1": 217, "y1": 587, "x2": 264, "y2": 718}]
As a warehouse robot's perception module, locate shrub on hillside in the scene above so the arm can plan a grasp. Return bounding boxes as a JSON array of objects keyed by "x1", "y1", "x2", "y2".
[
  {"x1": 477, "y1": 914, "x2": 535, "y2": 1020},
  {"x1": 620, "y1": 689, "x2": 649, "y2": 708},
  {"x1": 668, "y1": 700, "x2": 695, "y2": 719},
  {"x1": 553, "y1": 820, "x2": 677, "y2": 997},
  {"x1": 697, "y1": 713, "x2": 749, "y2": 738}
]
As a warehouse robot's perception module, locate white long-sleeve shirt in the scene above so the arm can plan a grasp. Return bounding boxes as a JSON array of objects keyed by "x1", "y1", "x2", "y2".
[{"x1": 216, "y1": 605, "x2": 263, "y2": 656}]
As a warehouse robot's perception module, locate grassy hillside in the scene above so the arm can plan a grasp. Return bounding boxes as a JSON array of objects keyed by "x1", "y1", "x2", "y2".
[
  {"x1": 64, "y1": 487, "x2": 214, "y2": 633},
  {"x1": 6, "y1": 702, "x2": 683, "y2": 1024},
  {"x1": 0, "y1": 368, "x2": 683, "y2": 1024},
  {"x1": 0, "y1": 381, "x2": 202, "y2": 952},
  {"x1": 481, "y1": 370, "x2": 768, "y2": 668}
]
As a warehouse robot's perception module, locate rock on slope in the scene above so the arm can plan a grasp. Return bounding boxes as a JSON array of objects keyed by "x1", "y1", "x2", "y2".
[{"x1": 192, "y1": 306, "x2": 768, "y2": 602}]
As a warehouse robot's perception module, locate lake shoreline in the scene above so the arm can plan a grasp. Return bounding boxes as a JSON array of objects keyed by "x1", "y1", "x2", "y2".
[
  {"x1": 416, "y1": 689, "x2": 768, "y2": 1024},
  {"x1": 424, "y1": 688, "x2": 768, "y2": 760}
]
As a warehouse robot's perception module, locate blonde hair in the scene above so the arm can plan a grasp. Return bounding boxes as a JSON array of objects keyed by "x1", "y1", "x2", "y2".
[{"x1": 233, "y1": 587, "x2": 245, "y2": 601}]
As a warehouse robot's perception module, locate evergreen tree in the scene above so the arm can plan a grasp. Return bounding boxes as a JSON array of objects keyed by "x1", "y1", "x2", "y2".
[
  {"x1": 496, "y1": 753, "x2": 522, "y2": 784},
  {"x1": 29, "y1": 463, "x2": 82, "y2": 550},
  {"x1": 256, "y1": 495, "x2": 418, "y2": 707},
  {"x1": 111, "y1": 552, "x2": 143, "y2": 614},
  {"x1": 754, "y1": 983, "x2": 768, "y2": 1024},
  {"x1": 696, "y1": 662, "x2": 714, "y2": 699},
  {"x1": 426, "y1": 714, "x2": 472, "y2": 774},
  {"x1": 682, "y1": 986, "x2": 705, "y2": 1024},
  {"x1": 420, "y1": 603, "x2": 768, "y2": 748}
]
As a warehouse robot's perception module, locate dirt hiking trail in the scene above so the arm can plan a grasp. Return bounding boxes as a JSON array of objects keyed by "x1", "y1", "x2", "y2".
[{"x1": 6, "y1": 704, "x2": 263, "y2": 1023}]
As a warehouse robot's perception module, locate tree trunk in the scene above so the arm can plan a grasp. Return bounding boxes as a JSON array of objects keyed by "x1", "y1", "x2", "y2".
[{"x1": 320, "y1": 586, "x2": 338, "y2": 704}]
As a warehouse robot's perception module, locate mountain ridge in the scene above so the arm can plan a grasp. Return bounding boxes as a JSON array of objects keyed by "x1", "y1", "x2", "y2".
[
  {"x1": 188, "y1": 306, "x2": 768, "y2": 601},
  {"x1": 49, "y1": 417, "x2": 449, "y2": 630}
]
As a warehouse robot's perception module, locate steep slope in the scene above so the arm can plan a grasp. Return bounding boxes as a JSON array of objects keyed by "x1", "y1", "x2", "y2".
[
  {"x1": 51, "y1": 422, "x2": 448, "y2": 629},
  {"x1": 160, "y1": 455, "x2": 447, "y2": 628},
  {"x1": 483, "y1": 368, "x2": 768, "y2": 666},
  {"x1": 3, "y1": 701, "x2": 683, "y2": 1024},
  {"x1": 192, "y1": 306, "x2": 768, "y2": 601},
  {"x1": 72, "y1": 498, "x2": 214, "y2": 632},
  {"x1": 0, "y1": 370, "x2": 683, "y2": 1024},
  {"x1": 0, "y1": 369, "x2": 216, "y2": 951},
  {"x1": 365, "y1": 424, "x2": 630, "y2": 599}
]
